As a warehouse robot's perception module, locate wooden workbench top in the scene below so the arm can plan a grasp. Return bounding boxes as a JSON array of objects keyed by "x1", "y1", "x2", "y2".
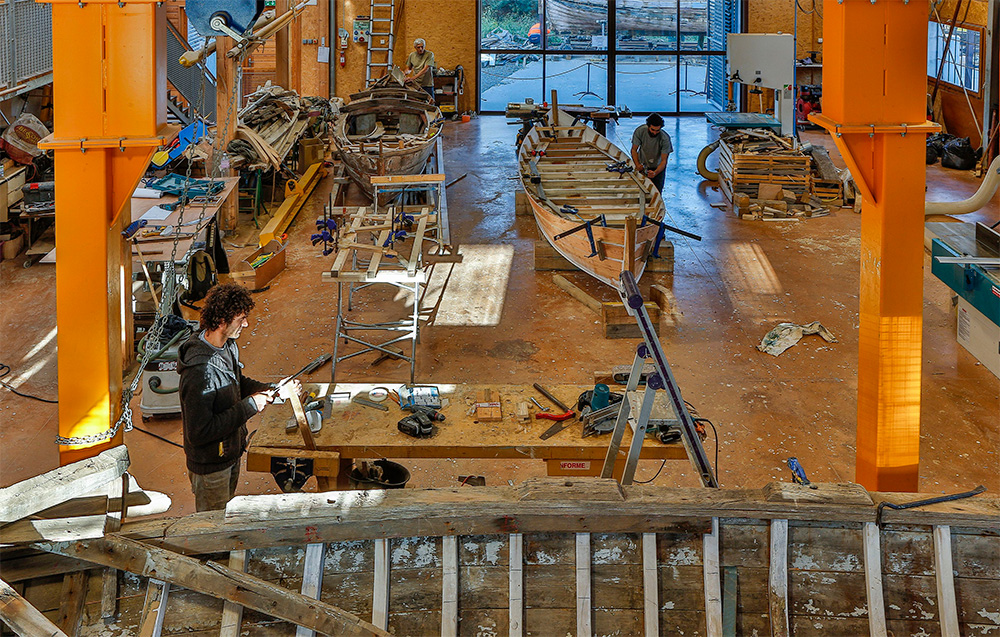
[{"x1": 250, "y1": 383, "x2": 687, "y2": 462}]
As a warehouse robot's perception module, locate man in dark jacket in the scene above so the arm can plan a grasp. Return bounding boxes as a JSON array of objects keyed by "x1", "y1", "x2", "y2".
[{"x1": 177, "y1": 283, "x2": 299, "y2": 511}]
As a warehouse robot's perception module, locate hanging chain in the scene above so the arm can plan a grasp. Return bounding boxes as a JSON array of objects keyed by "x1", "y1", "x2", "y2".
[{"x1": 56, "y1": 45, "x2": 247, "y2": 446}]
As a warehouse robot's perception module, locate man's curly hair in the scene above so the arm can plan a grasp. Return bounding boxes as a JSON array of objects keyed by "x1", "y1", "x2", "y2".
[{"x1": 200, "y1": 283, "x2": 255, "y2": 332}]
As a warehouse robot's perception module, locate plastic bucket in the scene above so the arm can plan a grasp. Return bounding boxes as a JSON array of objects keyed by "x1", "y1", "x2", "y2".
[
  {"x1": 461, "y1": 114, "x2": 471, "y2": 123},
  {"x1": 348, "y1": 460, "x2": 410, "y2": 490}
]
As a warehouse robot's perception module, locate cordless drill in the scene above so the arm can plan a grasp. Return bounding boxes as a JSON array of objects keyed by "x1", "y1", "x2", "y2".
[{"x1": 397, "y1": 406, "x2": 445, "y2": 438}]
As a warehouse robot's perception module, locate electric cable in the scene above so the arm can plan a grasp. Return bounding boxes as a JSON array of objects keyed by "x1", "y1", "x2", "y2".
[
  {"x1": 130, "y1": 425, "x2": 184, "y2": 449},
  {"x1": 0, "y1": 363, "x2": 58, "y2": 404},
  {"x1": 633, "y1": 459, "x2": 667, "y2": 484}
]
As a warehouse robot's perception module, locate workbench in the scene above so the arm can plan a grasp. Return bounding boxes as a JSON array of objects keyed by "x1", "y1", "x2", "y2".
[
  {"x1": 128, "y1": 176, "x2": 239, "y2": 269},
  {"x1": 247, "y1": 383, "x2": 688, "y2": 489}
]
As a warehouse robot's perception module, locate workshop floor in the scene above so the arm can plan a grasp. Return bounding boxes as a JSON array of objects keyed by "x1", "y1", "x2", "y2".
[{"x1": 1, "y1": 116, "x2": 997, "y2": 517}]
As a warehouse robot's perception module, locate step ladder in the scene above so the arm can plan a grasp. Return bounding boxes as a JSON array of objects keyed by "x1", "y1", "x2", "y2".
[
  {"x1": 365, "y1": 0, "x2": 397, "y2": 85},
  {"x1": 601, "y1": 270, "x2": 719, "y2": 487}
]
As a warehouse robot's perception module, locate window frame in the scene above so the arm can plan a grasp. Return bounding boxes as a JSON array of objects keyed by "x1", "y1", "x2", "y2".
[{"x1": 927, "y1": 20, "x2": 984, "y2": 98}]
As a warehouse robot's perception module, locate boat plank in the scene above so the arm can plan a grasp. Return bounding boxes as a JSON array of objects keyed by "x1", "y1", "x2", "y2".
[
  {"x1": 768, "y1": 519, "x2": 789, "y2": 637},
  {"x1": 576, "y1": 533, "x2": 592, "y2": 637},
  {"x1": 0, "y1": 577, "x2": 69, "y2": 637},
  {"x1": 509, "y1": 533, "x2": 524, "y2": 637},
  {"x1": 933, "y1": 526, "x2": 960, "y2": 637},
  {"x1": 642, "y1": 533, "x2": 658, "y2": 637}
]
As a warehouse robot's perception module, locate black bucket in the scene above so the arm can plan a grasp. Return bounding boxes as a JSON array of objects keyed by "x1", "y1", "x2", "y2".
[{"x1": 348, "y1": 460, "x2": 410, "y2": 490}]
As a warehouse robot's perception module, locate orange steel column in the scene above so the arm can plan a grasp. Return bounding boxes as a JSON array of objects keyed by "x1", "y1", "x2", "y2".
[
  {"x1": 810, "y1": 0, "x2": 939, "y2": 491},
  {"x1": 39, "y1": 0, "x2": 171, "y2": 464}
]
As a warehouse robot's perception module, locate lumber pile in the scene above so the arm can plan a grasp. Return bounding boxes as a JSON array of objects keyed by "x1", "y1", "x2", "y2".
[
  {"x1": 717, "y1": 131, "x2": 855, "y2": 220},
  {"x1": 225, "y1": 83, "x2": 336, "y2": 171}
]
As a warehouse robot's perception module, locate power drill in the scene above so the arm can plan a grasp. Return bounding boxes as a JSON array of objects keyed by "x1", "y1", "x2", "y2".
[{"x1": 397, "y1": 406, "x2": 445, "y2": 438}]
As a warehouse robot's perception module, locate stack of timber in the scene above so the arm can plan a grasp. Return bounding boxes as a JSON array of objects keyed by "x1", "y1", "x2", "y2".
[
  {"x1": 2, "y1": 471, "x2": 998, "y2": 636},
  {"x1": 222, "y1": 82, "x2": 335, "y2": 172},
  {"x1": 718, "y1": 131, "x2": 855, "y2": 220},
  {"x1": 332, "y1": 68, "x2": 444, "y2": 203},
  {"x1": 518, "y1": 102, "x2": 667, "y2": 287}
]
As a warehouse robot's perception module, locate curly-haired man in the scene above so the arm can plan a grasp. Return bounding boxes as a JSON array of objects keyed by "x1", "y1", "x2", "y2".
[{"x1": 177, "y1": 283, "x2": 299, "y2": 511}]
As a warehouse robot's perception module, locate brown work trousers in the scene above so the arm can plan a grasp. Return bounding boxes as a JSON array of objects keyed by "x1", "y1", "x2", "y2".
[{"x1": 188, "y1": 462, "x2": 240, "y2": 512}]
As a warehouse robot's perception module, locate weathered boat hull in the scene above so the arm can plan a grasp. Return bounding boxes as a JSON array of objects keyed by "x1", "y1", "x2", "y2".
[
  {"x1": 546, "y1": 0, "x2": 707, "y2": 33},
  {"x1": 4, "y1": 479, "x2": 998, "y2": 636},
  {"x1": 518, "y1": 106, "x2": 666, "y2": 287},
  {"x1": 332, "y1": 79, "x2": 442, "y2": 204}
]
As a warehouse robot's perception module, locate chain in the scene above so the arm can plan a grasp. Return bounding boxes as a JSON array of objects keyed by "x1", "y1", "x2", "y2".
[{"x1": 56, "y1": 47, "x2": 246, "y2": 447}]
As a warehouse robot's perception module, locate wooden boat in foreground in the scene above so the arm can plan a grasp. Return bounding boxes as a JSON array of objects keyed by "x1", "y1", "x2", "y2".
[
  {"x1": 3, "y1": 447, "x2": 998, "y2": 636},
  {"x1": 519, "y1": 104, "x2": 666, "y2": 287},
  {"x1": 332, "y1": 68, "x2": 443, "y2": 202}
]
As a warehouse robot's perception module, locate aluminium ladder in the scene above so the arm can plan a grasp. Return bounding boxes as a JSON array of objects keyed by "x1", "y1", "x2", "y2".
[
  {"x1": 600, "y1": 270, "x2": 719, "y2": 487},
  {"x1": 365, "y1": 0, "x2": 397, "y2": 85}
]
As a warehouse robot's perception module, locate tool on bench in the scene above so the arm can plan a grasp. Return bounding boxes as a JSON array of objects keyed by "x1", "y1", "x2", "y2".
[
  {"x1": 397, "y1": 406, "x2": 444, "y2": 438},
  {"x1": 528, "y1": 396, "x2": 548, "y2": 412},
  {"x1": 122, "y1": 219, "x2": 148, "y2": 239},
  {"x1": 578, "y1": 384, "x2": 624, "y2": 437},
  {"x1": 353, "y1": 395, "x2": 389, "y2": 411},
  {"x1": 534, "y1": 383, "x2": 577, "y2": 440}
]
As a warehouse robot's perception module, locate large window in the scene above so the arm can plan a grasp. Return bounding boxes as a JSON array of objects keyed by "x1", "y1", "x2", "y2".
[
  {"x1": 479, "y1": 0, "x2": 739, "y2": 113},
  {"x1": 927, "y1": 22, "x2": 982, "y2": 94}
]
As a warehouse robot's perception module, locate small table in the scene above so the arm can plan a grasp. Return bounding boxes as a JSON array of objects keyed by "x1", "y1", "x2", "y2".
[{"x1": 248, "y1": 383, "x2": 688, "y2": 489}]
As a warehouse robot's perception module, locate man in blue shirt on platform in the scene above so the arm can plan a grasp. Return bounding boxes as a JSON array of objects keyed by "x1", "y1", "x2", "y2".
[{"x1": 630, "y1": 113, "x2": 673, "y2": 193}]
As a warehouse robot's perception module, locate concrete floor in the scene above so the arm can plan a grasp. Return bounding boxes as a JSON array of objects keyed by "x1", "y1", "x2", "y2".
[{"x1": 1, "y1": 116, "x2": 997, "y2": 517}]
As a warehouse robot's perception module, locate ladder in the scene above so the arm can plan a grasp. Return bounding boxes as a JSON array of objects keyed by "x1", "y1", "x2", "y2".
[
  {"x1": 600, "y1": 270, "x2": 719, "y2": 487},
  {"x1": 365, "y1": 0, "x2": 397, "y2": 85}
]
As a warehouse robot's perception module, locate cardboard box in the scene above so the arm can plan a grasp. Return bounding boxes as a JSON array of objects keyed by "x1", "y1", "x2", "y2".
[
  {"x1": 956, "y1": 297, "x2": 1000, "y2": 379},
  {"x1": 298, "y1": 138, "x2": 325, "y2": 169},
  {"x1": 231, "y1": 239, "x2": 286, "y2": 290},
  {"x1": 0, "y1": 233, "x2": 25, "y2": 260}
]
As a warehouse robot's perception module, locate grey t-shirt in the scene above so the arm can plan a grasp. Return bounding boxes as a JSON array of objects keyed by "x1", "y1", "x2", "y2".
[
  {"x1": 406, "y1": 50, "x2": 435, "y2": 87},
  {"x1": 631, "y1": 125, "x2": 673, "y2": 170}
]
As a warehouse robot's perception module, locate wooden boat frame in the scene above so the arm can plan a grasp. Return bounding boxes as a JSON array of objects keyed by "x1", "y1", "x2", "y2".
[
  {"x1": 332, "y1": 70, "x2": 443, "y2": 204},
  {"x1": 518, "y1": 106, "x2": 667, "y2": 287},
  {"x1": 2, "y1": 447, "x2": 998, "y2": 637}
]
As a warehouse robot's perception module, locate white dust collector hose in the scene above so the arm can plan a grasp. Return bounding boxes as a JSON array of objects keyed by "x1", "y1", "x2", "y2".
[{"x1": 925, "y1": 154, "x2": 1000, "y2": 216}]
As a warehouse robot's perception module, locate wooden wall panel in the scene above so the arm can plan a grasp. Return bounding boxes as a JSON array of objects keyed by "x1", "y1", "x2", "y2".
[{"x1": 337, "y1": 0, "x2": 477, "y2": 111}]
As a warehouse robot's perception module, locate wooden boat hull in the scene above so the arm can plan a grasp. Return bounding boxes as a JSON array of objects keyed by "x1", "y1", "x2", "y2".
[
  {"x1": 332, "y1": 83, "x2": 442, "y2": 204},
  {"x1": 4, "y1": 478, "x2": 998, "y2": 636},
  {"x1": 546, "y1": 0, "x2": 707, "y2": 33},
  {"x1": 518, "y1": 106, "x2": 666, "y2": 287}
]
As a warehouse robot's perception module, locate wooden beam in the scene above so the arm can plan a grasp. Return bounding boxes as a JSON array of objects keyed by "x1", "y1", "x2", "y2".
[
  {"x1": 0, "y1": 446, "x2": 129, "y2": 523},
  {"x1": 642, "y1": 533, "x2": 658, "y2": 637},
  {"x1": 0, "y1": 577, "x2": 69, "y2": 637},
  {"x1": 295, "y1": 543, "x2": 327, "y2": 637},
  {"x1": 862, "y1": 522, "x2": 888, "y2": 637},
  {"x1": 509, "y1": 533, "x2": 523, "y2": 637},
  {"x1": 56, "y1": 571, "x2": 88, "y2": 635},
  {"x1": 216, "y1": 35, "x2": 238, "y2": 231},
  {"x1": 768, "y1": 519, "x2": 789, "y2": 637},
  {"x1": 933, "y1": 525, "x2": 961, "y2": 637},
  {"x1": 576, "y1": 533, "x2": 592, "y2": 637},
  {"x1": 219, "y1": 550, "x2": 248, "y2": 637},
  {"x1": 100, "y1": 473, "x2": 127, "y2": 623},
  {"x1": 704, "y1": 518, "x2": 722, "y2": 637},
  {"x1": 441, "y1": 535, "x2": 458, "y2": 637},
  {"x1": 36, "y1": 535, "x2": 389, "y2": 637},
  {"x1": 137, "y1": 580, "x2": 169, "y2": 637},
  {"x1": 551, "y1": 274, "x2": 601, "y2": 315},
  {"x1": 372, "y1": 539, "x2": 389, "y2": 630}
]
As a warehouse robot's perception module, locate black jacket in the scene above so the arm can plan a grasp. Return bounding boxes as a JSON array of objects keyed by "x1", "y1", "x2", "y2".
[{"x1": 177, "y1": 332, "x2": 271, "y2": 475}]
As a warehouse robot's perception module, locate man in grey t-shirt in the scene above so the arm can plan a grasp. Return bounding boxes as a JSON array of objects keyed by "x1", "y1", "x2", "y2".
[
  {"x1": 405, "y1": 38, "x2": 435, "y2": 98},
  {"x1": 630, "y1": 113, "x2": 672, "y2": 193}
]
